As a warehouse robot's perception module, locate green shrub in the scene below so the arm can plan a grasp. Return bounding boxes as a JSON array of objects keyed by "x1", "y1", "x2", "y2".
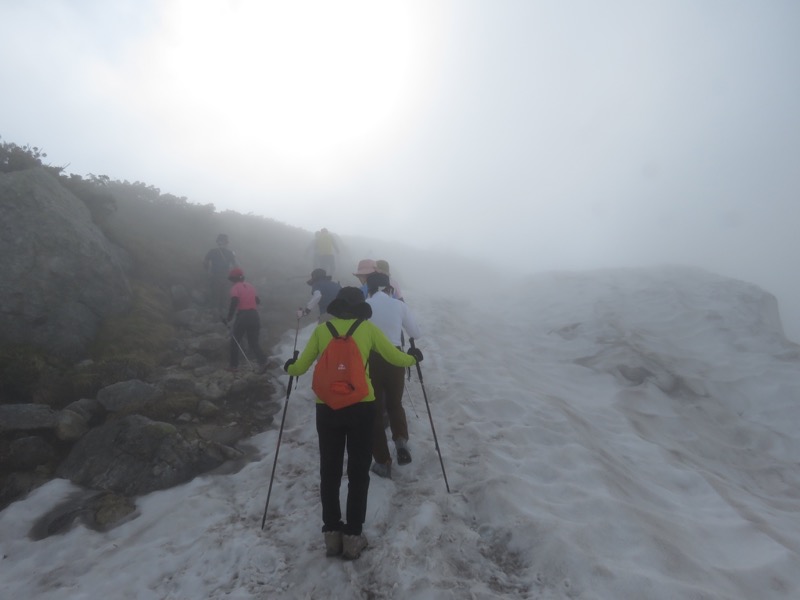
[{"x1": 89, "y1": 282, "x2": 176, "y2": 384}]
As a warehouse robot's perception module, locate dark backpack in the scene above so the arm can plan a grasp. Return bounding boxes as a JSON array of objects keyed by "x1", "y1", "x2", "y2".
[{"x1": 312, "y1": 320, "x2": 369, "y2": 410}]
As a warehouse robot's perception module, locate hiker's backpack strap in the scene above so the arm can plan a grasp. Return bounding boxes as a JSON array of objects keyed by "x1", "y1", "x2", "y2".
[
  {"x1": 345, "y1": 318, "x2": 368, "y2": 371},
  {"x1": 345, "y1": 318, "x2": 364, "y2": 338},
  {"x1": 325, "y1": 321, "x2": 340, "y2": 339}
]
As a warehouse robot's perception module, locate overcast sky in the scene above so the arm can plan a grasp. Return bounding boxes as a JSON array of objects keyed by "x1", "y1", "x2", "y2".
[{"x1": 2, "y1": 1, "x2": 800, "y2": 333}]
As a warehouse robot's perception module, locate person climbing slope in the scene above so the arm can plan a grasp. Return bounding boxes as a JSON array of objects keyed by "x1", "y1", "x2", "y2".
[
  {"x1": 283, "y1": 287, "x2": 423, "y2": 560},
  {"x1": 364, "y1": 272, "x2": 421, "y2": 478},
  {"x1": 302, "y1": 268, "x2": 341, "y2": 323},
  {"x1": 308, "y1": 228, "x2": 340, "y2": 276},
  {"x1": 225, "y1": 268, "x2": 267, "y2": 373},
  {"x1": 204, "y1": 233, "x2": 237, "y2": 316},
  {"x1": 375, "y1": 259, "x2": 405, "y2": 301}
]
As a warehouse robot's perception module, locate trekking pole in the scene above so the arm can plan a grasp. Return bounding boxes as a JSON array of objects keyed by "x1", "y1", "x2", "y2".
[
  {"x1": 221, "y1": 317, "x2": 254, "y2": 371},
  {"x1": 410, "y1": 339, "x2": 450, "y2": 493},
  {"x1": 293, "y1": 310, "x2": 303, "y2": 351},
  {"x1": 261, "y1": 349, "x2": 299, "y2": 529},
  {"x1": 292, "y1": 310, "x2": 303, "y2": 390}
]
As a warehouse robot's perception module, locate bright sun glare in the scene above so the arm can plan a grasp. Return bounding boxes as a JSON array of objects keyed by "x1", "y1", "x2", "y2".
[{"x1": 127, "y1": 0, "x2": 435, "y2": 183}]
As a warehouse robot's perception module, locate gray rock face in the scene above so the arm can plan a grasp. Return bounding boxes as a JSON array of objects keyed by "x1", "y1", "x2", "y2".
[
  {"x1": 0, "y1": 168, "x2": 132, "y2": 358},
  {"x1": 56, "y1": 414, "x2": 228, "y2": 496}
]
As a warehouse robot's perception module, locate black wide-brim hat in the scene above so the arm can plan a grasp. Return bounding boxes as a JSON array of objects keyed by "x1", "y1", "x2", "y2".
[
  {"x1": 307, "y1": 268, "x2": 327, "y2": 286},
  {"x1": 327, "y1": 286, "x2": 372, "y2": 320}
]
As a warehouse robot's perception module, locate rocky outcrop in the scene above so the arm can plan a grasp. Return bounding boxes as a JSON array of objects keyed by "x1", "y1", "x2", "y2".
[
  {"x1": 56, "y1": 415, "x2": 231, "y2": 496},
  {"x1": 0, "y1": 310, "x2": 282, "y2": 530},
  {"x1": 97, "y1": 379, "x2": 161, "y2": 412},
  {"x1": 0, "y1": 403, "x2": 59, "y2": 432},
  {"x1": 28, "y1": 489, "x2": 137, "y2": 540},
  {"x1": 0, "y1": 167, "x2": 300, "y2": 536},
  {"x1": 0, "y1": 168, "x2": 132, "y2": 358}
]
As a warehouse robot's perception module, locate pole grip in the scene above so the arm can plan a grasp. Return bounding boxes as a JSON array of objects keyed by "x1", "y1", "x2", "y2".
[{"x1": 409, "y1": 338, "x2": 423, "y2": 383}]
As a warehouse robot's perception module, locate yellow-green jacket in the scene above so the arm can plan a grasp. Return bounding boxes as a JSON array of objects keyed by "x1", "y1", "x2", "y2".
[{"x1": 287, "y1": 317, "x2": 417, "y2": 403}]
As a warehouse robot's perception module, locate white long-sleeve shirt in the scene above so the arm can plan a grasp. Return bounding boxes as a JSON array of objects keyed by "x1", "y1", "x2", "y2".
[{"x1": 366, "y1": 291, "x2": 421, "y2": 346}]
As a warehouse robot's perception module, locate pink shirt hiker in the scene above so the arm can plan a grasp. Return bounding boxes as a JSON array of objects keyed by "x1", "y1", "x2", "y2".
[{"x1": 230, "y1": 281, "x2": 259, "y2": 311}]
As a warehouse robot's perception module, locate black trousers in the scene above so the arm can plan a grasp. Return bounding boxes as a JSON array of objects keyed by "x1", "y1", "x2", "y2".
[
  {"x1": 316, "y1": 401, "x2": 376, "y2": 536},
  {"x1": 229, "y1": 309, "x2": 266, "y2": 367},
  {"x1": 370, "y1": 352, "x2": 409, "y2": 465}
]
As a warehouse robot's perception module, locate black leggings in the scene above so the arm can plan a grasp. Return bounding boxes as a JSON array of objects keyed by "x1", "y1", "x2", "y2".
[
  {"x1": 229, "y1": 309, "x2": 266, "y2": 367},
  {"x1": 316, "y1": 401, "x2": 376, "y2": 536}
]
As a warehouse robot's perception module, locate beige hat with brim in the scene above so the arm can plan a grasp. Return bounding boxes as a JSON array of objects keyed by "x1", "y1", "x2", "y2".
[{"x1": 353, "y1": 259, "x2": 377, "y2": 276}]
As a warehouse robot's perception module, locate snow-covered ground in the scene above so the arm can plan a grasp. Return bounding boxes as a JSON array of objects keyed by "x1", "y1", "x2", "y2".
[{"x1": 2, "y1": 265, "x2": 800, "y2": 599}]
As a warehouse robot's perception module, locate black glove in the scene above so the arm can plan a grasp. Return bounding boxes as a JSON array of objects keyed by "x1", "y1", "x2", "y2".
[
  {"x1": 407, "y1": 347, "x2": 423, "y2": 363},
  {"x1": 302, "y1": 308, "x2": 311, "y2": 316},
  {"x1": 283, "y1": 357, "x2": 297, "y2": 372}
]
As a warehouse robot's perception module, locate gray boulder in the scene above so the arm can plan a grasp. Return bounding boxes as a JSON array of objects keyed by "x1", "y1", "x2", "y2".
[
  {"x1": 62, "y1": 398, "x2": 104, "y2": 423},
  {"x1": 0, "y1": 404, "x2": 58, "y2": 432},
  {"x1": 0, "y1": 168, "x2": 132, "y2": 358},
  {"x1": 4, "y1": 436, "x2": 57, "y2": 470},
  {"x1": 56, "y1": 409, "x2": 90, "y2": 442},
  {"x1": 180, "y1": 353, "x2": 207, "y2": 369},
  {"x1": 56, "y1": 414, "x2": 229, "y2": 496},
  {"x1": 55, "y1": 398, "x2": 104, "y2": 442},
  {"x1": 97, "y1": 379, "x2": 161, "y2": 412},
  {"x1": 189, "y1": 333, "x2": 228, "y2": 358}
]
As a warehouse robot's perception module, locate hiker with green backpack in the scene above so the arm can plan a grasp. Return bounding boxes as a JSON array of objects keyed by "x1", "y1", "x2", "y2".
[{"x1": 283, "y1": 286, "x2": 422, "y2": 560}]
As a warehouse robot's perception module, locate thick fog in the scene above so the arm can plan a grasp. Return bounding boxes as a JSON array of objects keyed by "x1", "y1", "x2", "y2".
[{"x1": 2, "y1": 1, "x2": 799, "y2": 337}]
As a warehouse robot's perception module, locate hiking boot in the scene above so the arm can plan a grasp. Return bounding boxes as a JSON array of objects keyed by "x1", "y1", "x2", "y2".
[
  {"x1": 396, "y1": 447, "x2": 412, "y2": 465},
  {"x1": 342, "y1": 534, "x2": 368, "y2": 560},
  {"x1": 370, "y1": 461, "x2": 391, "y2": 479},
  {"x1": 395, "y1": 439, "x2": 412, "y2": 465},
  {"x1": 324, "y1": 531, "x2": 343, "y2": 557}
]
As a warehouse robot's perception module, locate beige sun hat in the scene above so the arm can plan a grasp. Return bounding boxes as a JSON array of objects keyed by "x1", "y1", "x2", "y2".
[
  {"x1": 353, "y1": 259, "x2": 377, "y2": 276},
  {"x1": 375, "y1": 259, "x2": 391, "y2": 275}
]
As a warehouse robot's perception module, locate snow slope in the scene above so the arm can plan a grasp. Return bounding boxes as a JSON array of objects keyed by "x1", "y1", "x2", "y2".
[{"x1": 1, "y1": 265, "x2": 799, "y2": 599}]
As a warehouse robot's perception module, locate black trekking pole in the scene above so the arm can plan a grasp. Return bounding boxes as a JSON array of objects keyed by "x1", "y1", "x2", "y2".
[
  {"x1": 292, "y1": 310, "x2": 304, "y2": 390},
  {"x1": 261, "y1": 348, "x2": 299, "y2": 529},
  {"x1": 410, "y1": 338, "x2": 450, "y2": 493}
]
